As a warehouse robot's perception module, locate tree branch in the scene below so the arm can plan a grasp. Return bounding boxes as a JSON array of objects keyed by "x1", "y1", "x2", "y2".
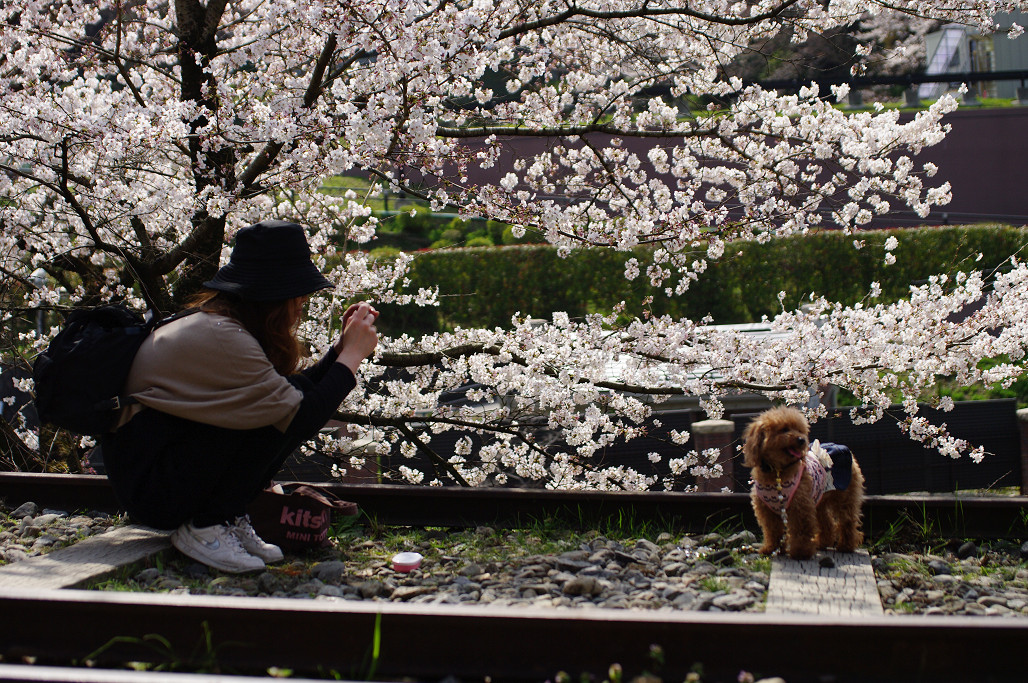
[
  {"x1": 497, "y1": 0, "x2": 803, "y2": 41},
  {"x1": 333, "y1": 409, "x2": 596, "y2": 482},
  {"x1": 112, "y1": 4, "x2": 147, "y2": 108},
  {"x1": 377, "y1": 342, "x2": 792, "y2": 394},
  {"x1": 394, "y1": 421, "x2": 471, "y2": 486},
  {"x1": 435, "y1": 122, "x2": 711, "y2": 139},
  {"x1": 237, "y1": 33, "x2": 339, "y2": 193}
]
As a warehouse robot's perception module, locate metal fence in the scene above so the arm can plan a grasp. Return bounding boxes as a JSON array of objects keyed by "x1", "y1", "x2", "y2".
[{"x1": 732, "y1": 399, "x2": 1021, "y2": 495}]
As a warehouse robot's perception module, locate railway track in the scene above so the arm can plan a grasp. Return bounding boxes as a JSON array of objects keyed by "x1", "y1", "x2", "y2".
[{"x1": 1, "y1": 472, "x2": 1026, "y2": 683}]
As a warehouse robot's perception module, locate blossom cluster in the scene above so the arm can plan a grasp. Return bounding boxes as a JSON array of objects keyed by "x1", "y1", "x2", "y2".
[{"x1": 313, "y1": 254, "x2": 1026, "y2": 488}]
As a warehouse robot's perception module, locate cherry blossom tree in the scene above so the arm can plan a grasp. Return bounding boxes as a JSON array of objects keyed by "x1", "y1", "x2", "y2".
[
  {"x1": 728, "y1": 11, "x2": 937, "y2": 86},
  {"x1": 851, "y1": 10, "x2": 941, "y2": 75},
  {"x1": 2, "y1": 0, "x2": 1027, "y2": 486}
]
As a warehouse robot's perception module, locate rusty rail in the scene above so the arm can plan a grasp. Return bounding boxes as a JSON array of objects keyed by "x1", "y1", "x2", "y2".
[
  {"x1": 1, "y1": 588, "x2": 1026, "y2": 682},
  {"x1": 2, "y1": 472, "x2": 1026, "y2": 538}
]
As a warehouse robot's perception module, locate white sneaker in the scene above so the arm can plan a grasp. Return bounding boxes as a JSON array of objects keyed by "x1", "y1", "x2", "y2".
[
  {"x1": 170, "y1": 522, "x2": 265, "y2": 573},
  {"x1": 231, "y1": 515, "x2": 284, "y2": 563}
]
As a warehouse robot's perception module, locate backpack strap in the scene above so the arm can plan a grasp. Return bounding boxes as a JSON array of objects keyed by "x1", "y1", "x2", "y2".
[
  {"x1": 112, "y1": 308, "x2": 203, "y2": 410},
  {"x1": 152, "y1": 306, "x2": 203, "y2": 330}
]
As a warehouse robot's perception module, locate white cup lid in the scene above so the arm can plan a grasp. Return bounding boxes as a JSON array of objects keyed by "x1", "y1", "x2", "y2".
[{"x1": 392, "y1": 552, "x2": 422, "y2": 565}]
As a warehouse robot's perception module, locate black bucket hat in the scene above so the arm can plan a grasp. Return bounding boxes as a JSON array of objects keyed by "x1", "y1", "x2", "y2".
[{"x1": 204, "y1": 220, "x2": 333, "y2": 301}]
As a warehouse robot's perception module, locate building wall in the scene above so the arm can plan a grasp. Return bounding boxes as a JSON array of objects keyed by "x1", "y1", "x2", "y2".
[
  {"x1": 992, "y1": 13, "x2": 1028, "y2": 97},
  {"x1": 454, "y1": 107, "x2": 1028, "y2": 227}
]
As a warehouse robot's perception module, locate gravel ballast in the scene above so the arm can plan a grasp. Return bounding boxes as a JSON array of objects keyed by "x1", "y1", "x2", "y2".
[
  {"x1": 873, "y1": 540, "x2": 1028, "y2": 616},
  {"x1": 106, "y1": 526, "x2": 773, "y2": 613},
  {"x1": 2, "y1": 502, "x2": 1027, "y2": 616},
  {"x1": 0, "y1": 501, "x2": 119, "y2": 564}
]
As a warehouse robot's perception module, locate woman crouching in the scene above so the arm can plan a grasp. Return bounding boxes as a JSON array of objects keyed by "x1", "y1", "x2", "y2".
[{"x1": 100, "y1": 220, "x2": 378, "y2": 573}]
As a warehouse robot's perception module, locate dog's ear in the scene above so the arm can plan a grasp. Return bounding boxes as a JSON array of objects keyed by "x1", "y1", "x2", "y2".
[{"x1": 741, "y1": 419, "x2": 764, "y2": 468}]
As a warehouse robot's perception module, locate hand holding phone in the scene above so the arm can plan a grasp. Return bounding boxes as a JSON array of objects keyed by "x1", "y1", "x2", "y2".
[{"x1": 335, "y1": 301, "x2": 379, "y2": 372}]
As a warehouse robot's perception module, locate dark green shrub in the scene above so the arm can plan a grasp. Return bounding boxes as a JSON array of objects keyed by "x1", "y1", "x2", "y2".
[
  {"x1": 486, "y1": 220, "x2": 507, "y2": 244},
  {"x1": 444, "y1": 216, "x2": 471, "y2": 236},
  {"x1": 368, "y1": 245, "x2": 402, "y2": 262},
  {"x1": 501, "y1": 225, "x2": 543, "y2": 245},
  {"x1": 372, "y1": 225, "x2": 1028, "y2": 333},
  {"x1": 391, "y1": 206, "x2": 435, "y2": 236}
]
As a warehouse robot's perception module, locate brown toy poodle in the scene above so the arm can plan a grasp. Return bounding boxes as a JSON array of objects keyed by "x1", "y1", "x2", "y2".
[{"x1": 742, "y1": 406, "x2": 865, "y2": 560}]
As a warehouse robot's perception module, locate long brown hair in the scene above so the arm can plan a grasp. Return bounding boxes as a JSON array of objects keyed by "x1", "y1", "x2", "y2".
[{"x1": 187, "y1": 290, "x2": 305, "y2": 375}]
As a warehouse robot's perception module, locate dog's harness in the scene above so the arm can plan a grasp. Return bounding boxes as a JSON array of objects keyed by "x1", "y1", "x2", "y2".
[
  {"x1": 755, "y1": 453, "x2": 826, "y2": 513},
  {"x1": 754, "y1": 442, "x2": 854, "y2": 514}
]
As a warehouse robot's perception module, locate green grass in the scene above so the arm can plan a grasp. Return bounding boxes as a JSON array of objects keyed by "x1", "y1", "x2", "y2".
[
  {"x1": 319, "y1": 174, "x2": 428, "y2": 214},
  {"x1": 740, "y1": 553, "x2": 772, "y2": 574},
  {"x1": 320, "y1": 175, "x2": 374, "y2": 191},
  {"x1": 868, "y1": 509, "x2": 952, "y2": 556},
  {"x1": 696, "y1": 576, "x2": 729, "y2": 593},
  {"x1": 333, "y1": 522, "x2": 583, "y2": 568},
  {"x1": 881, "y1": 555, "x2": 930, "y2": 577},
  {"x1": 891, "y1": 600, "x2": 920, "y2": 614},
  {"x1": 80, "y1": 621, "x2": 226, "y2": 674},
  {"x1": 867, "y1": 517, "x2": 905, "y2": 554},
  {"x1": 327, "y1": 513, "x2": 757, "y2": 580}
]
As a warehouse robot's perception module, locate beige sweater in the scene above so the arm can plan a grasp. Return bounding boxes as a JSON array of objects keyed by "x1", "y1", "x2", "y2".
[{"x1": 118, "y1": 312, "x2": 302, "y2": 432}]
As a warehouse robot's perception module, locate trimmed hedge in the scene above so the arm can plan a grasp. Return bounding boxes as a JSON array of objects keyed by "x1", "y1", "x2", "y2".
[{"x1": 372, "y1": 225, "x2": 1028, "y2": 335}]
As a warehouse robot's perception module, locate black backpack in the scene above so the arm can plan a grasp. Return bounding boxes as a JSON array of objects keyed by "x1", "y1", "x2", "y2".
[{"x1": 32, "y1": 304, "x2": 194, "y2": 436}]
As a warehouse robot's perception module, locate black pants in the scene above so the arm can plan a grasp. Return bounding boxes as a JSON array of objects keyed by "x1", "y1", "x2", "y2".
[{"x1": 101, "y1": 408, "x2": 309, "y2": 530}]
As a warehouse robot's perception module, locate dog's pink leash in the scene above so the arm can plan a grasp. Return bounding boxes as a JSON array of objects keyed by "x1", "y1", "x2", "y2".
[{"x1": 773, "y1": 471, "x2": 789, "y2": 551}]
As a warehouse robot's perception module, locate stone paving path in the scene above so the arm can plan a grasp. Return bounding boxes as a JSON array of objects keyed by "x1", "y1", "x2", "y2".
[
  {"x1": 765, "y1": 549, "x2": 884, "y2": 616},
  {"x1": 0, "y1": 525, "x2": 169, "y2": 590}
]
